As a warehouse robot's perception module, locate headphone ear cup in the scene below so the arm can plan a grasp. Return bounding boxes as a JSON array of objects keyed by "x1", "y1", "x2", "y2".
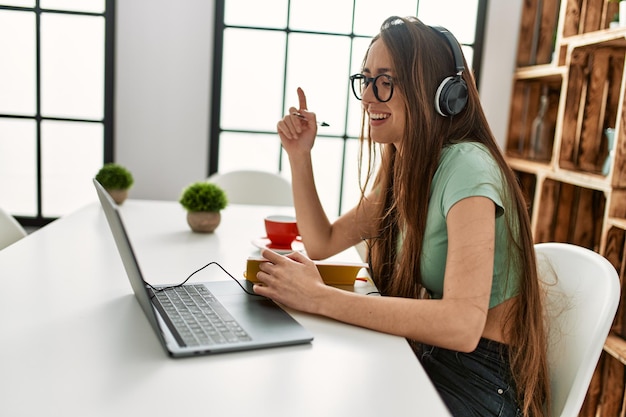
[{"x1": 434, "y1": 76, "x2": 468, "y2": 117}]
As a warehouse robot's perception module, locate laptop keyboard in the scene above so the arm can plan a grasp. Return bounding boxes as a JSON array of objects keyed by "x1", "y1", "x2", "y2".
[{"x1": 153, "y1": 284, "x2": 251, "y2": 347}]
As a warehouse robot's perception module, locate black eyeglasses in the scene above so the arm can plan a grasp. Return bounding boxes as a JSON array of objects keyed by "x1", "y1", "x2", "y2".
[{"x1": 349, "y1": 73, "x2": 394, "y2": 103}]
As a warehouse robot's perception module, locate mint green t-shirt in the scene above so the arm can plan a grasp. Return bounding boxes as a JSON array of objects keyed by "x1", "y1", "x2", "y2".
[{"x1": 418, "y1": 142, "x2": 519, "y2": 308}]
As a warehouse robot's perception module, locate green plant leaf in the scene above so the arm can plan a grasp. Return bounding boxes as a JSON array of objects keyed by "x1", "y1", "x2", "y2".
[
  {"x1": 179, "y1": 182, "x2": 228, "y2": 212},
  {"x1": 95, "y1": 163, "x2": 134, "y2": 189}
]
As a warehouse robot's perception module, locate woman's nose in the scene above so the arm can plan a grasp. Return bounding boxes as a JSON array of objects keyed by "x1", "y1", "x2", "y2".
[{"x1": 361, "y1": 83, "x2": 377, "y2": 103}]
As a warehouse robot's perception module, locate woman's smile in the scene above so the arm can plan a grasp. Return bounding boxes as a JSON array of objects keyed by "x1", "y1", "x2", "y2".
[{"x1": 369, "y1": 111, "x2": 391, "y2": 125}]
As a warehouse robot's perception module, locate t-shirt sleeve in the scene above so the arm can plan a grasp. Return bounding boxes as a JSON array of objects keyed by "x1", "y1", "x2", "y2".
[{"x1": 439, "y1": 145, "x2": 505, "y2": 218}]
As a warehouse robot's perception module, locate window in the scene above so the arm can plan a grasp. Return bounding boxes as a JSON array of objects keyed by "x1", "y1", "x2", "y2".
[
  {"x1": 210, "y1": 0, "x2": 486, "y2": 216},
  {"x1": 0, "y1": 0, "x2": 114, "y2": 226}
]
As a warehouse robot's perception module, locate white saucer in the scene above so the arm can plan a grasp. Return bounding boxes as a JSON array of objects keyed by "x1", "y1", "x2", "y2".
[{"x1": 251, "y1": 237, "x2": 304, "y2": 254}]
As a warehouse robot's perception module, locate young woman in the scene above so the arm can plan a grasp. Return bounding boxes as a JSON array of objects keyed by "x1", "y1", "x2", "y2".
[{"x1": 253, "y1": 16, "x2": 550, "y2": 417}]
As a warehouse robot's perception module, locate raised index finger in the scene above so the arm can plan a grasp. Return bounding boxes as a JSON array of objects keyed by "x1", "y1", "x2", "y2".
[{"x1": 297, "y1": 87, "x2": 308, "y2": 111}]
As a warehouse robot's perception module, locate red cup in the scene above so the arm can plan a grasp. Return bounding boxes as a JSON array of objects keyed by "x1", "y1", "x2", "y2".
[{"x1": 264, "y1": 215, "x2": 299, "y2": 247}]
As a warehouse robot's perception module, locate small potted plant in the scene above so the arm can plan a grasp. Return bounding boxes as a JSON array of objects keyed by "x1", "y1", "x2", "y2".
[
  {"x1": 179, "y1": 181, "x2": 228, "y2": 233},
  {"x1": 95, "y1": 163, "x2": 134, "y2": 204}
]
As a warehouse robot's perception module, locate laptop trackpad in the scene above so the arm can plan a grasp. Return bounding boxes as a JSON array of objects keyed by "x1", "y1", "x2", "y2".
[{"x1": 207, "y1": 280, "x2": 312, "y2": 341}]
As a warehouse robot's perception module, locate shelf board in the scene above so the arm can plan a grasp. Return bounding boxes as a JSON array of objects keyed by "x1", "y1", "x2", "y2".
[
  {"x1": 605, "y1": 332, "x2": 626, "y2": 365},
  {"x1": 514, "y1": 64, "x2": 567, "y2": 81},
  {"x1": 561, "y1": 27, "x2": 626, "y2": 50},
  {"x1": 505, "y1": 157, "x2": 613, "y2": 192},
  {"x1": 608, "y1": 217, "x2": 626, "y2": 230},
  {"x1": 552, "y1": 168, "x2": 613, "y2": 192},
  {"x1": 506, "y1": 157, "x2": 552, "y2": 175}
]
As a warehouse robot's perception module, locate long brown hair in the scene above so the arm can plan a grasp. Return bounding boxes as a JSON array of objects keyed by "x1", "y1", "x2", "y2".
[{"x1": 358, "y1": 17, "x2": 550, "y2": 416}]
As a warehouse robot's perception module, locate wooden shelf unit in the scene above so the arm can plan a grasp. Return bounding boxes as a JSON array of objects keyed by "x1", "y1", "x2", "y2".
[{"x1": 506, "y1": 1, "x2": 626, "y2": 415}]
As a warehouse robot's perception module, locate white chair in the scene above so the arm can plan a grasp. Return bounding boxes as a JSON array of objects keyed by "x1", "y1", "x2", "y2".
[
  {"x1": 208, "y1": 170, "x2": 293, "y2": 206},
  {"x1": 0, "y1": 206, "x2": 27, "y2": 250},
  {"x1": 536, "y1": 242, "x2": 620, "y2": 417}
]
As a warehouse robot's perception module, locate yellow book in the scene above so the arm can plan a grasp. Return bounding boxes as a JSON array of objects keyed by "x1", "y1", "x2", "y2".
[{"x1": 245, "y1": 257, "x2": 368, "y2": 286}]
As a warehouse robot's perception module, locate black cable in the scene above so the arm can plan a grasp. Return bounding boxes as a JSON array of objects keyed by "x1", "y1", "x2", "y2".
[
  {"x1": 145, "y1": 261, "x2": 260, "y2": 296},
  {"x1": 145, "y1": 260, "x2": 381, "y2": 298}
]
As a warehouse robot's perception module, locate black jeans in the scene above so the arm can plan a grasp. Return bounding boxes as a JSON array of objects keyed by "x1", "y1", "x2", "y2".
[{"x1": 419, "y1": 338, "x2": 522, "y2": 417}]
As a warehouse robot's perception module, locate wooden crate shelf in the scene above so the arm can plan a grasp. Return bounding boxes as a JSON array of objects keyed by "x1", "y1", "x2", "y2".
[
  {"x1": 559, "y1": 44, "x2": 624, "y2": 177},
  {"x1": 506, "y1": 78, "x2": 562, "y2": 162},
  {"x1": 508, "y1": 156, "x2": 553, "y2": 173},
  {"x1": 509, "y1": 157, "x2": 612, "y2": 192},
  {"x1": 608, "y1": 216, "x2": 626, "y2": 230},
  {"x1": 534, "y1": 178, "x2": 605, "y2": 250},
  {"x1": 560, "y1": 0, "x2": 619, "y2": 39},
  {"x1": 609, "y1": 189, "x2": 626, "y2": 220},
  {"x1": 516, "y1": 0, "x2": 561, "y2": 67},
  {"x1": 564, "y1": 27, "x2": 626, "y2": 49},
  {"x1": 605, "y1": 332, "x2": 626, "y2": 366},
  {"x1": 507, "y1": 1, "x2": 626, "y2": 415},
  {"x1": 514, "y1": 64, "x2": 567, "y2": 80},
  {"x1": 551, "y1": 168, "x2": 614, "y2": 192}
]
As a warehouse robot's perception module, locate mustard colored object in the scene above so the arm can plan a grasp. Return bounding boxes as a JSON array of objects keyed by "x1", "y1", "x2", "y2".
[{"x1": 245, "y1": 257, "x2": 368, "y2": 286}]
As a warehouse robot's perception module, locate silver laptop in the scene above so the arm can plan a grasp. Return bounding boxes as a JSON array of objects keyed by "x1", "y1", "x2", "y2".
[{"x1": 94, "y1": 179, "x2": 313, "y2": 357}]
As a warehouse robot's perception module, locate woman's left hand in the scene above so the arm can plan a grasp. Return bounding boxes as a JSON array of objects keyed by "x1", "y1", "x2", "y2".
[{"x1": 253, "y1": 248, "x2": 327, "y2": 314}]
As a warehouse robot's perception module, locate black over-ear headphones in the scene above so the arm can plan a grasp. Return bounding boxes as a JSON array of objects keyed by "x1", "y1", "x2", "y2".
[{"x1": 430, "y1": 26, "x2": 468, "y2": 117}]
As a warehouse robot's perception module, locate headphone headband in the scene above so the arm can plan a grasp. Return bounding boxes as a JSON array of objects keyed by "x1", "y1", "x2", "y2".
[{"x1": 430, "y1": 26, "x2": 465, "y2": 74}]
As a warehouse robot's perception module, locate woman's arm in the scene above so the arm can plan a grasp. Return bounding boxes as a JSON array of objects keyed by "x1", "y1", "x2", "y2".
[
  {"x1": 254, "y1": 196, "x2": 496, "y2": 353},
  {"x1": 290, "y1": 152, "x2": 375, "y2": 258},
  {"x1": 278, "y1": 88, "x2": 375, "y2": 259}
]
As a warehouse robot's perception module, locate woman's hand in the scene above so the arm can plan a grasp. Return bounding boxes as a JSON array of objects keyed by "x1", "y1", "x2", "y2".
[
  {"x1": 277, "y1": 87, "x2": 318, "y2": 156},
  {"x1": 252, "y1": 248, "x2": 328, "y2": 314}
]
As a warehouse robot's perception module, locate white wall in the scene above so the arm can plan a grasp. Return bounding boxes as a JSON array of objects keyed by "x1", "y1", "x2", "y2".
[
  {"x1": 116, "y1": 1, "x2": 522, "y2": 200},
  {"x1": 479, "y1": 0, "x2": 523, "y2": 150},
  {"x1": 115, "y1": 0, "x2": 214, "y2": 200}
]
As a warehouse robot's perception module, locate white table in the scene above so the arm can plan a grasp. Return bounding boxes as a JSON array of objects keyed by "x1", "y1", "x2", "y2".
[{"x1": 0, "y1": 200, "x2": 451, "y2": 417}]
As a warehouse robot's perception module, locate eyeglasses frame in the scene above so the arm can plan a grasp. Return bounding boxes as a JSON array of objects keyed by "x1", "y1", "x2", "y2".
[{"x1": 349, "y1": 73, "x2": 394, "y2": 103}]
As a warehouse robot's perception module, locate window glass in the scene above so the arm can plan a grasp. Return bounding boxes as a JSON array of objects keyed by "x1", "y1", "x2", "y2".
[
  {"x1": 0, "y1": 10, "x2": 36, "y2": 116},
  {"x1": 41, "y1": 121, "x2": 103, "y2": 217},
  {"x1": 347, "y1": 36, "x2": 372, "y2": 138},
  {"x1": 221, "y1": 28, "x2": 286, "y2": 131},
  {"x1": 462, "y1": 45, "x2": 474, "y2": 69},
  {"x1": 341, "y1": 138, "x2": 363, "y2": 213},
  {"x1": 284, "y1": 33, "x2": 351, "y2": 137},
  {"x1": 311, "y1": 138, "x2": 344, "y2": 214},
  {"x1": 0, "y1": 0, "x2": 35, "y2": 6},
  {"x1": 224, "y1": 0, "x2": 288, "y2": 28},
  {"x1": 289, "y1": 0, "x2": 353, "y2": 34},
  {"x1": 40, "y1": 0, "x2": 105, "y2": 13},
  {"x1": 279, "y1": 137, "x2": 345, "y2": 214},
  {"x1": 0, "y1": 119, "x2": 37, "y2": 216},
  {"x1": 353, "y1": 0, "x2": 417, "y2": 36},
  {"x1": 0, "y1": 3, "x2": 111, "y2": 224},
  {"x1": 40, "y1": 13, "x2": 105, "y2": 120},
  {"x1": 218, "y1": 132, "x2": 283, "y2": 172},
  {"x1": 418, "y1": 0, "x2": 478, "y2": 43}
]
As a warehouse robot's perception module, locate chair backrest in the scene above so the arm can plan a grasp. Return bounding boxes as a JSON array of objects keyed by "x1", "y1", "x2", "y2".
[
  {"x1": 536, "y1": 242, "x2": 620, "y2": 417},
  {"x1": 208, "y1": 170, "x2": 293, "y2": 206},
  {"x1": 0, "y1": 206, "x2": 27, "y2": 250}
]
